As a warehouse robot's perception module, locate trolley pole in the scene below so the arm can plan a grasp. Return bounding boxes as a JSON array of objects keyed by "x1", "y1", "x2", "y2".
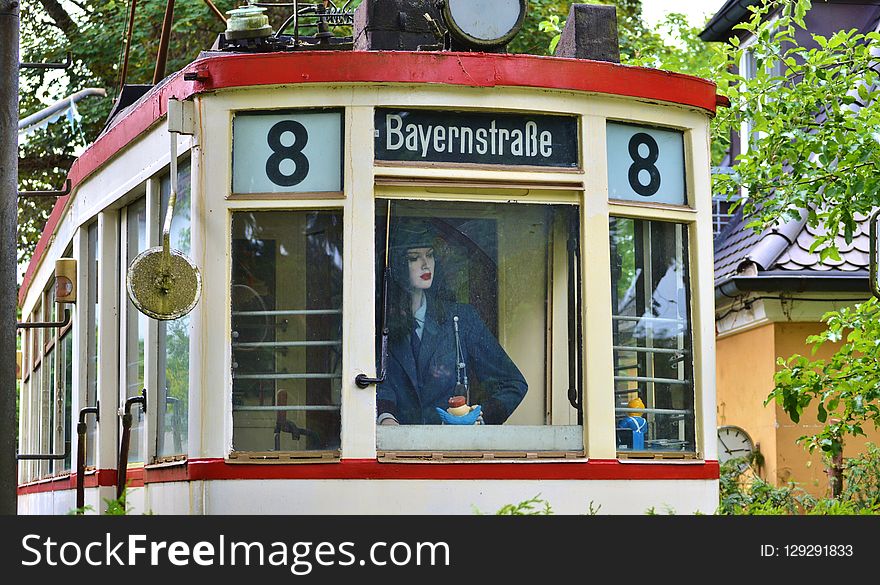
[{"x1": 0, "y1": 0, "x2": 20, "y2": 515}]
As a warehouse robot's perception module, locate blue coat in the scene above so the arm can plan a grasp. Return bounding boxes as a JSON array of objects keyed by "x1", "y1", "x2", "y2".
[{"x1": 377, "y1": 302, "x2": 527, "y2": 425}]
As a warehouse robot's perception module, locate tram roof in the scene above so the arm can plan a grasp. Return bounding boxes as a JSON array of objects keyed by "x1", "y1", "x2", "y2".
[{"x1": 20, "y1": 50, "x2": 722, "y2": 304}]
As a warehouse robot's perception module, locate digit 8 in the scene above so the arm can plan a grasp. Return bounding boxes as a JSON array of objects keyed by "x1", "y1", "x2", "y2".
[
  {"x1": 627, "y1": 132, "x2": 661, "y2": 197},
  {"x1": 266, "y1": 120, "x2": 310, "y2": 187}
]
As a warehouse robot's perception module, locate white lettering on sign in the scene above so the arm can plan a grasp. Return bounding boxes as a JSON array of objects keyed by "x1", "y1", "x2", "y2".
[
  {"x1": 606, "y1": 122, "x2": 686, "y2": 206},
  {"x1": 385, "y1": 114, "x2": 553, "y2": 160},
  {"x1": 232, "y1": 110, "x2": 342, "y2": 195}
]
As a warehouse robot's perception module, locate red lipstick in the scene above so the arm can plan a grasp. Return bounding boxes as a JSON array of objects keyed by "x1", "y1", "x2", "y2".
[{"x1": 421, "y1": 273, "x2": 432, "y2": 281}]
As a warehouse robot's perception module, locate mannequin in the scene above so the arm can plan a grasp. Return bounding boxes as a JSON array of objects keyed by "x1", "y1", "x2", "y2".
[{"x1": 376, "y1": 220, "x2": 527, "y2": 426}]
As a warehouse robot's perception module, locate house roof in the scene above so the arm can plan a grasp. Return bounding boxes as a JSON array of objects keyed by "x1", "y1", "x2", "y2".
[
  {"x1": 714, "y1": 206, "x2": 871, "y2": 291},
  {"x1": 700, "y1": 0, "x2": 762, "y2": 42},
  {"x1": 709, "y1": 1, "x2": 879, "y2": 295}
]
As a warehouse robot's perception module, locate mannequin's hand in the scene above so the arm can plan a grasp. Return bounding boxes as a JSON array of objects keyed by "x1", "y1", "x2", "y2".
[{"x1": 435, "y1": 405, "x2": 482, "y2": 425}]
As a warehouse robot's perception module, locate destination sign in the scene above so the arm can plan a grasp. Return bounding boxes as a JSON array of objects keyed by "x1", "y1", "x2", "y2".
[{"x1": 375, "y1": 109, "x2": 579, "y2": 168}]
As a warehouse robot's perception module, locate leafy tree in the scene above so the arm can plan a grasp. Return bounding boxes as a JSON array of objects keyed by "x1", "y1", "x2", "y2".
[
  {"x1": 711, "y1": 0, "x2": 880, "y2": 258},
  {"x1": 18, "y1": 0, "x2": 233, "y2": 264},
  {"x1": 706, "y1": 0, "x2": 880, "y2": 499},
  {"x1": 535, "y1": 3, "x2": 727, "y2": 160}
]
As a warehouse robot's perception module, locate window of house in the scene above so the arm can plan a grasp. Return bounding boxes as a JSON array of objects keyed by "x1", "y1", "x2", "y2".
[
  {"x1": 610, "y1": 217, "x2": 695, "y2": 455},
  {"x1": 230, "y1": 210, "x2": 343, "y2": 454},
  {"x1": 123, "y1": 198, "x2": 147, "y2": 464},
  {"x1": 712, "y1": 193, "x2": 740, "y2": 236},
  {"x1": 157, "y1": 159, "x2": 192, "y2": 458},
  {"x1": 374, "y1": 199, "x2": 583, "y2": 455}
]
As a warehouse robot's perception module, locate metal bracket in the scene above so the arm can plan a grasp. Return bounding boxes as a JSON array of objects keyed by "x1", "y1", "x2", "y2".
[
  {"x1": 19, "y1": 179, "x2": 71, "y2": 198},
  {"x1": 16, "y1": 448, "x2": 68, "y2": 461},
  {"x1": 20, "y1": 51, "x2": 73, "y2": 70},
  {"x1": 167, "y1": 98, "x2": 195, "y2": 136},
  {"x1": 16, "y1": 307, "x2": 71, "y2": 330}
]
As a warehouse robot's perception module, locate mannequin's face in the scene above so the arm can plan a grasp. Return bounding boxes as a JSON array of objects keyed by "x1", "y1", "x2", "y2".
[{"x1": 406, "y1": 247, "x2": 434, "y2": 290}]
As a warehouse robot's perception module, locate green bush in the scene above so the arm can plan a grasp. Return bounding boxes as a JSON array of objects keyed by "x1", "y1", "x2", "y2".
[{"x1": 718, "y1": 449, "x2": 880, "y2": 515}]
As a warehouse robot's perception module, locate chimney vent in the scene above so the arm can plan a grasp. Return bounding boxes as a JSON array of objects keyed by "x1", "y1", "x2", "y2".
[{"x1": 554, "y1": 4, "x2": 620, "y2": 63}]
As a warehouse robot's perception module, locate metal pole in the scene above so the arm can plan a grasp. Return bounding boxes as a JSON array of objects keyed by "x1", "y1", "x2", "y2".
[
  {"x1": 0, "y1": 0, "x2": 21, "y2": 515},
  {"x1": 119, "y1": 0, "x2": 138, "y2": 94},
  {"x1": 153, "y1": 0, "x2": 176, "y2": 85}
]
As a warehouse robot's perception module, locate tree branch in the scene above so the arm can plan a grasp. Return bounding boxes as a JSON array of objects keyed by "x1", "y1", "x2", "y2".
[{"x1": 39, "y1": 0, "x2": 81, "y2": 39}]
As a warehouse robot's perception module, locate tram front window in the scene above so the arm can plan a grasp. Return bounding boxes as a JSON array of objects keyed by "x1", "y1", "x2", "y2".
[
  {"x1": 375, "y1": 200, "x2": 583, "y2": 454},
  {"x1": 610, "y1": 218, "x2": 696, "y2": 454},
  {"x1": 231, "y1": 210, "x2": 343, "y2": 453}
]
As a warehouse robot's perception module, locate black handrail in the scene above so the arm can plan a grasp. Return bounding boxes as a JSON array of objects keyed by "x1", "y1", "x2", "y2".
[
  {"x1": 117, "y1": 389, "x2": 146, "y2": 500},
  {"x1": 566, "y1": 217, "x2": 584, "y2": 425},
  {"x1": 75, "y1": 404, "x2": 99, "y2": 513}
]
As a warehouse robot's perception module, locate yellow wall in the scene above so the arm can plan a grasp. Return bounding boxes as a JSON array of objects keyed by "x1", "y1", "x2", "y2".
[
  {"x1": 715, "y1": 324, "x2": 778, "y2": 483},
  {"x1": 774, "y1": 323, "x2": 880, "y2": 498},
  {"x1": 718, "y1": 321, "x2": 880, "y2": 498}
]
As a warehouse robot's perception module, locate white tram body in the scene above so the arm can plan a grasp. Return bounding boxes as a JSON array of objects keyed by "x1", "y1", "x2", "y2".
[{"x1": 17, "y1": 39, "x2": 721, "y2": 515}]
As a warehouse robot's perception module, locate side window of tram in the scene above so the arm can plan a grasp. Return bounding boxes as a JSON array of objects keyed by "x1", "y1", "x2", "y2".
[
  {"x1": 123, "y1": 197, "x2": 147, "y2": 464},
  {"x1": 609, "y1": 218, "x2": 696, "y2": 454},
  {"x1": 157, "y1": 160, "x2": 191, "y2": 458},
  {"x1": 85, "y1": 221, "x2": 99, "y2": 467},
  {"x1": 231, "y1": 210, "x2": 343, "y2": 453},
  {"x1": 374, "y1": 200, "x2": 583, "y2": 453}
]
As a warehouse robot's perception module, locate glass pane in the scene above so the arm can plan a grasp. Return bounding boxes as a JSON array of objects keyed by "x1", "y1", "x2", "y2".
[
  {"x1": 375, "y1": 200, "x2": 583, "y2": 452},
  {"x1": 231, "y1": 210, "x2": 343, "y2": 452},
  {"x1": 86, "y1": 222, "x2": 98, "y2": 467},
  {"x1": 606, "y1": 122, "x2": 686, "y2": 206},
  {"x1": 59, "y1": 332, "x2": 73, "y2": 472},
  {"x1": 29, "y1": 365, "x2": 40, "y2": 481},
  {"x1": 157, "y1": 158, "x2": 192, "y2": 457},
  {"x1": 42, "y1": 345, "x2": 54, "y2": 478},
  {"x1": 609, "y1": 217, "x2": 695, "y2": 453},
  {"x1": 124, "y1": 198, "x2": 147, "y2": 463}
]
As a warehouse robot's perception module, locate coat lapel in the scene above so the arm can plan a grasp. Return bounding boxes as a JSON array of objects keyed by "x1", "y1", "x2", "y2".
[
  {"x1": 417, "y1": 311, "x2": 443, "y2": 383},
  {"x1": 390, "y1": 336, "x2": 419, "y2": 390}
]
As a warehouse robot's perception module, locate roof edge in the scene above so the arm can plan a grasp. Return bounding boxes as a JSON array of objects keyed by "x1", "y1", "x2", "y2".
[
  {"x1": 715, "y1": 271, "x2": 869, "y2": 300},
  {"x1": 700, "y1": 0, "x2": 762, "y2": 42}
]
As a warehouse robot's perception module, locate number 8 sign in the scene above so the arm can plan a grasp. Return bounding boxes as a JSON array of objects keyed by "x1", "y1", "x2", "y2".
[
  {"x1": 232, "y1": 110, "x2": 343, "y2": 195},
  {"x1": 606, "y1": 122, "x2": 686, "y2": 206}
]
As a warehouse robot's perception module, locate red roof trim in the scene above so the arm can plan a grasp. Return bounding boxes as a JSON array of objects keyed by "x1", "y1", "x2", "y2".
[{"x1": 20, "y1": 51, "x2": 718, "y2": 302}]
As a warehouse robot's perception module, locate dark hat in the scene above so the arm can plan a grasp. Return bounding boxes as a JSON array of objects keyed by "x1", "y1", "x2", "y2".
[{"x1": 390, "y1": 219, "x2": 438, "y2": 251}]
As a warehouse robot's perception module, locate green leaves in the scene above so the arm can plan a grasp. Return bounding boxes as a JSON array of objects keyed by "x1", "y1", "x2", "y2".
[
  {"x1": 769, "y1": 299, "x2": 880, "y2": 472},
  {"x1": 712, "y1": 0, "x2": 880, "y2": 248}
]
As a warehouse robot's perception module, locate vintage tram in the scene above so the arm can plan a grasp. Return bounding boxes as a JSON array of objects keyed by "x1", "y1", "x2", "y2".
[{"x1": 16, "y1": 1, "x2": 722, "y2": 514}]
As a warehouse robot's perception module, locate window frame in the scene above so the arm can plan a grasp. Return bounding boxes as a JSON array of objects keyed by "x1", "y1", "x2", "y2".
[
  {"x1": 609, "y1": 215, "x2": 698, "y2": 458},
  {"x1": 226, "y1": 203, "x2": 346, "y2": 461},
  {"x1": 371, "y1": 195, "x2": 586, "y2": 459}
]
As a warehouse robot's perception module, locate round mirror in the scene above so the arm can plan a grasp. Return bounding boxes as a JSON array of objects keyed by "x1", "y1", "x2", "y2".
[
  {"x1": 443, "y1": 0, "x2": 528, "y2": 48},
  {"x1": 127, "y1": 247, "x2": 201, "y2": 320}
]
